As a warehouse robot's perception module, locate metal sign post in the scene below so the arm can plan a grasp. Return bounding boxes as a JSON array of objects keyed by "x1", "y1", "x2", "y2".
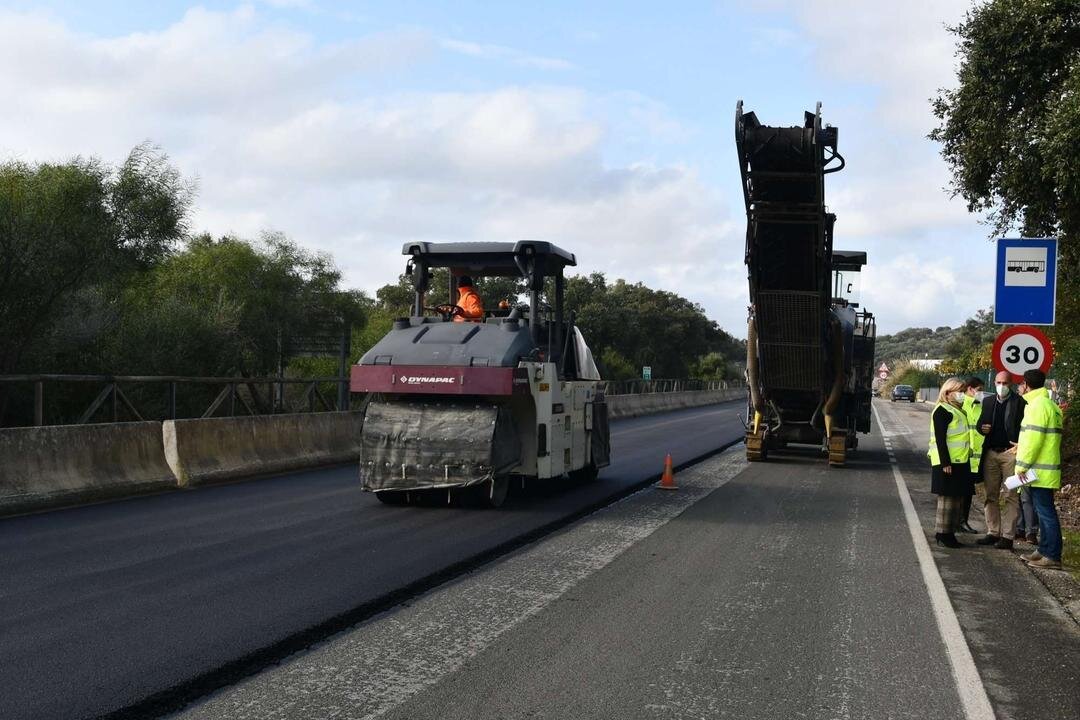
[{"x1": 994, "y1": 238, "x2": 1058, "y2": 325}]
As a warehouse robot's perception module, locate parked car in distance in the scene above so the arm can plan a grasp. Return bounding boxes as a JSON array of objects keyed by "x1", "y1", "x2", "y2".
[{"x1": 891, "y1": 384, "x2": 916, "y2": 402}]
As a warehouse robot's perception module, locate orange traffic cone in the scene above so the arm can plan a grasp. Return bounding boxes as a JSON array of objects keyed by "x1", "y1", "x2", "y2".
[{"x1": 658, "y1": 453, "x2": 677, "y2": 490}]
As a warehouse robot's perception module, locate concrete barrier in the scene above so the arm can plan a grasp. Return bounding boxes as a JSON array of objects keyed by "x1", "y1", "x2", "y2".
[
  {"x1": 163, "y1": 411, "x2": 364, "y2": 487},
  {"x1": 607, "y1": 388, "x2": 744, "y2": 420},
  {"x1": 0, "y1": 394, "x2": 733, "y2": 516},
  {"x1": 0, "y1": 422, "x2": 177, "y2": 517}
]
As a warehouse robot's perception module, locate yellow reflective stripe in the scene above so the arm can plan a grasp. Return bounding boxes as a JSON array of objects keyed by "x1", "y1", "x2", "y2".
[
  {"x1": 1022, "y1": 463, "x2": 1060, "y2": 471},
  {"x1": 1021, "y1": 424, "x2": 1062, "y2": 434}
]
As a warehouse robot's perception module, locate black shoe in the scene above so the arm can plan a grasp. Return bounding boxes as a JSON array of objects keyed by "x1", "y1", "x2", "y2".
[
  {"x1": 958, "y1": 523, "x2": 978, "y2": 534},
  {"x1": 936, "y1": 533, "x2": 965, "y2": 549},
  {"x1": 994, "y1": 538, "x2": 1014, "y2": 550},
  {"x1": 976, "y1": 535, "x2": 1000, "y2": 546}
]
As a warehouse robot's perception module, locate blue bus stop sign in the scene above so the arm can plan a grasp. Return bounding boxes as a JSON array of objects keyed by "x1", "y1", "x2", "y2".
[{"x1": 994, "y1": 238, "x2": 1057, "y2": 325}]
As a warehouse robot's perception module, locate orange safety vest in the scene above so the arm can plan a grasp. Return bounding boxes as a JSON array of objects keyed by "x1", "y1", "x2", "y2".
[{"x1": 454, "y1": 286, "x2": 484, "y2": 322}]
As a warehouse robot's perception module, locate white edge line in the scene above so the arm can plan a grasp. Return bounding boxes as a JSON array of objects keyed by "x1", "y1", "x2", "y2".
[{"x1": 873, "y1": 403, "x2": 996, "y2": 720}]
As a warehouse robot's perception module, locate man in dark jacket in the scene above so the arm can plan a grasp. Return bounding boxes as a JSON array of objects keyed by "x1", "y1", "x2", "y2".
[{"x1": 974, "y1": 370, "x2": 1027, "y2": 549}]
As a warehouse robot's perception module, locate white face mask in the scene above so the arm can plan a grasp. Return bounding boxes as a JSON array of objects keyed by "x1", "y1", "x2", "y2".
[
  {"x1": 995, "y1": 383, "x2": 1010, "y2": 398},
  {"x1": 953, "y1": 391, "x2": 966, "y2": 403}
]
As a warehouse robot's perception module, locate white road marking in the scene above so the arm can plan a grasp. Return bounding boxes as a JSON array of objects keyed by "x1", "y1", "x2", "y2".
[
  {"x1": 174, "y1": 450, "x2": 749, "y2": 720},
  {"x1": 872, "y1": 402, "x2": 996, "y2": 720}
]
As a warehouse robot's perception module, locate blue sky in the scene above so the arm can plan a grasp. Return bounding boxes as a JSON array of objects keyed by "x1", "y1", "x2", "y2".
[{"x1": 0, "y1": 0, "x2": 989, "y2": 335}]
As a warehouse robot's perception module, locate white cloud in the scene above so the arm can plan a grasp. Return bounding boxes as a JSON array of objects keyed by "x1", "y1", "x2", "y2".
[
  {"x1": 0, "y1": 6, "x2": 737, "y2": 331},
  {"x1": 440, "y1": 38, "x2": 574, "y2": 71},
  {"x1": 744, "y1": 0, "x2": 995, "y2": 333},
  {"x1": 0, "y1": 2, "x2": 993, "y2": 339}
]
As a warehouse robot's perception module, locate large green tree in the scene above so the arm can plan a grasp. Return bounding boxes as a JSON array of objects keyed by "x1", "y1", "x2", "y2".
[
  {"x1": 931, "y1": 0, "x2": 1080, "y2": 421},
  {"x1": 112, "y1": 233, "x2": 366, "y2": 378},
  {"x1": 933, "y1": 0, "x2": 1075, "y2": 462},
  {"x1": 564, "y1": 273, "x2": 744, "y2": 380},
  {"x1": 0, "y1": 144, "x2": 190, "y2": 375}
]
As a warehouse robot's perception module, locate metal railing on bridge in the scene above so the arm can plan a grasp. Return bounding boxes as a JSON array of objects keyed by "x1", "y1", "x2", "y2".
[
  {"x1": 0, "y1": 374, "x2": 740, "y2": 427},
  {"x1": 0, "y1": 374, "x2": 351, "y2": 428},
  {"x1": 601, "y1": 379, "x2": 734, "y2": 395}
]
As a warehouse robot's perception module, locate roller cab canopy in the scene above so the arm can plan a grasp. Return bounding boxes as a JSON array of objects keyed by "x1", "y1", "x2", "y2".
[
  {"x1": 353, "y1": 240, "x2": 598, "y2": 385},
  {"x1": 401, "y1": 241, "x2": 577, "y2": 277}
]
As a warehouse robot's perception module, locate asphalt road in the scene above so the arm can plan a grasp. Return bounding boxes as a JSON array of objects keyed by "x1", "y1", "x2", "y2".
[
  {"x1": 175, "y1": 398, "x2": 1080, "y2": 720},
  {"x1": 0, "y1": 401, "x2": 746, "y2": 720},
  {"x1": 176, "y1": 408, "x2": 963, "y2": 720},
  {"x1": 875, "y1": 399, "x2": 1080, "y2": 720}
]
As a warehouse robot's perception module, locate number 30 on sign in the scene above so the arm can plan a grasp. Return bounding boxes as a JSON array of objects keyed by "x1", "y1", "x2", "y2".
[{"x1": 992, "y1": 325, "x2": 1054, "y2": 381}]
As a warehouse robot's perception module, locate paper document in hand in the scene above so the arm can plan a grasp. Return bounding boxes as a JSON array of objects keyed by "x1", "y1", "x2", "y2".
[{"x1": 1004, "y1": 469, "x2": 1038, "y2": 491}]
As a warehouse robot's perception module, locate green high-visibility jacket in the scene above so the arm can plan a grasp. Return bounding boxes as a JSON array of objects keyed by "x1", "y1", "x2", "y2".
[
  {"x1": 928, "y1": 402, "x2": 971, "y2": 466},
  {"x1": 963, "y1": 394, "x2": 984, "y2": 473},
  {"x1": 1015, "y1": 387, "x2": 1063, "y2": 489}
]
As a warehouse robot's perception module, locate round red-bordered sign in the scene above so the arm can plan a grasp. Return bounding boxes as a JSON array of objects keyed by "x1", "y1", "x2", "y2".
[{"x1": 992, "y1": 325, "x2": 1054, "y2": 381}]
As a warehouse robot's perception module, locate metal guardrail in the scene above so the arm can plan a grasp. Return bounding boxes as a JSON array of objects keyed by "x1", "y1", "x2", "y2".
[
  {"x1": 0, "y1": 374, "x2": 738, "y2": 427},
  {"x1": 601, "y1": 379, "x2": 734, "y2": 396},
  {"x1": 0, "y1": 374, "x2": 350, "y2": 427}
]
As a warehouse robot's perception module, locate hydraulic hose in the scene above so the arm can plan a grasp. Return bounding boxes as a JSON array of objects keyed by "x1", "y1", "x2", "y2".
[
  {"x1": 747, "y1": 318, "x2": 765, "y2": 432},
  {"x1": 823, "y1": 317, "x2": 845, "y2": 438}
]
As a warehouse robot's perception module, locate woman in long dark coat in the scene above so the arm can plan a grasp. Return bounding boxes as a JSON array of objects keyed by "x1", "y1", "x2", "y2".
[{"x1": 930, "y1": 377, "x2": 975, "y2": 548}]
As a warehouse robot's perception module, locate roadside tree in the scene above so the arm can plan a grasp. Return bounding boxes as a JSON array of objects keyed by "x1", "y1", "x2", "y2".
[{"x1": 931, "y1": 0, "x2": 1080, "y2": 438}]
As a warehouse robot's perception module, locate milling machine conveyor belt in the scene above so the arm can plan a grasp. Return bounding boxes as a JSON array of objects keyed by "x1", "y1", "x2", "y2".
[{"x1": 738, "y1": 103, "x2": 835, "y2": 395}]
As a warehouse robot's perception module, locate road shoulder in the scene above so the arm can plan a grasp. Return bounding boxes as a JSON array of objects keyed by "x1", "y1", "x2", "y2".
[{"x1": 875, "y1": 398, "x2": 1080, "y2": 720}]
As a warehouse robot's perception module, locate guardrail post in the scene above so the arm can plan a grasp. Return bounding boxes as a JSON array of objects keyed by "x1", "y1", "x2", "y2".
[
  {"x1": 168, "y1": 382, "x2": 177, "y2": 419},
  {"x1": 228, "y1": 383, "x2": 236, "y2": 416},
  {"x1": 34, "y1": 381, "x2": 44, "y2": 426},
  {"x1": 111, "y1": 383, "x2": 118, "y2": 422}
]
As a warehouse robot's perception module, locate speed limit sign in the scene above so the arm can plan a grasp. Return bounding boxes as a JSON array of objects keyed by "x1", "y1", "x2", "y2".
[{"x1": 992, "y1": 325, "x2": 1054, "y2": 381}]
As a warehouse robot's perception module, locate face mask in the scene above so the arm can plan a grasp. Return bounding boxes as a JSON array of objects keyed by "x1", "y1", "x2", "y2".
[
  {"x1": 953, "y1": 391, "x2": 965, "y2": 403},
  {"x1": 995, "y1": 383, "x2": 1010, "y2": 398}
]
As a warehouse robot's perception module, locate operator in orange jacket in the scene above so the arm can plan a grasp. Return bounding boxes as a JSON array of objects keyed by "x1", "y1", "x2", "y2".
[{"x1": 453, "y1": 275, "x2": 484, "y2": 322}]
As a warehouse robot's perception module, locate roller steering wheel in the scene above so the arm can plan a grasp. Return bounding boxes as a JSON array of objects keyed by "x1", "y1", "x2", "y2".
[{"x1": 424, "y1": 304, "x2": 466, "y2": 321}]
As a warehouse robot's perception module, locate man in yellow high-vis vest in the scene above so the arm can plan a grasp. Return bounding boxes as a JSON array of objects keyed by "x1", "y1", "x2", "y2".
[{"x1": 1015, "y1": 369, "x2": 1064, "y2": 570}]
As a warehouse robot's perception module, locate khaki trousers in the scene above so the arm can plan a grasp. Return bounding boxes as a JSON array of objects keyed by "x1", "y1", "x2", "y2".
[{"x1": 982, "y1": 448, "x2": 1020, "y2": 539}]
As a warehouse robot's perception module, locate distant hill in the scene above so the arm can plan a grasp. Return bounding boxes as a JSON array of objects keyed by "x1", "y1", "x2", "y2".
[
  {"x1": 875, "y1": 309, "x2": 996, "y2": 368},
  {"x1": 874, "y1": 326, "x2": 961, "y2": 366}
]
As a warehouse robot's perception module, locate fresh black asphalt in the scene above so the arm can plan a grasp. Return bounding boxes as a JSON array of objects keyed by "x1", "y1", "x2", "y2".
[{"x1": 0, "y1": 402, "x2": 745, "y2": 720}]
